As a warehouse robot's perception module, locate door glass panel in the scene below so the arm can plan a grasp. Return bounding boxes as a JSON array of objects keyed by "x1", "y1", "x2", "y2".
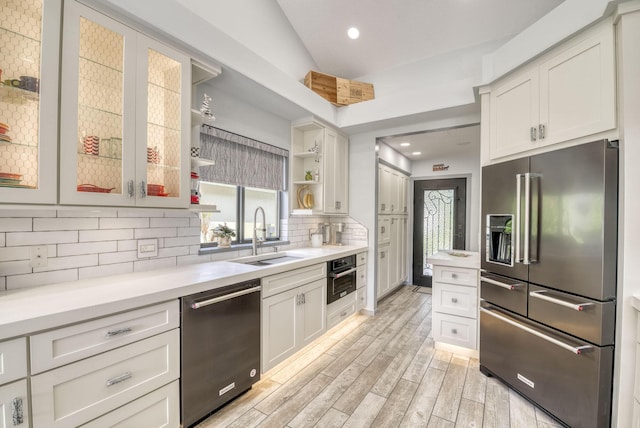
[
  {"x1": 76, "y1": 17, "x2": 124, "y2": 195},
  {"x1": 146, "y1": 48, "x2": 181, "y2": 198},
  {"x1": 0, "y1": 0, "x2": 42, "y2": 190},
  {"x1": 423, "y1": 189, "x2": 454, "y2": 276}
]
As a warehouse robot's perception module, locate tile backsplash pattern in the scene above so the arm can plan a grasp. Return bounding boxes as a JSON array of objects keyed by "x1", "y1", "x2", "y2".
[{"x1": 0, "y1": 209, "x2": 368, "y2": 291}]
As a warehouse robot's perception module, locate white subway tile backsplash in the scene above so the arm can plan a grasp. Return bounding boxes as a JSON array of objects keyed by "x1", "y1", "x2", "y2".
[
  {"x1": 0, "y1": 260, "x2": 31, "y2": 276},
  {"x1": 99, "y1": 251, "x2": 138, "y2": 265},
  {"x1": 117, "y1": 240, "x2": 138, "y2": 252},
  {"x1": 134, "y1": 228, "x2": 177, "y2": 239},
  {"x1": 178, "y1": 227, "x2": 200, "y2": 237},
  {"x1": 164, "y1": 236, "x2": 199, "y2": 248},
  {"x1": 79, "y1": 262, "x2": 134, "y2": 280},
  {"x1": 79, "y1": 229, "x2": 133, "y2": 242},
  {"x1": 0, "y1": 210, "x2": 56, "y2": 218},
  {"x1": 0, "y1": 277, "x2": 5, "y2": 291},
  {"x1": 57, "y1": 209, "x2": 118, "y2": 218},
  {"x1": 0, "y1": 233, "x2": 4, "y2": 246},
  {"x1": 134, "y1": 257, "x2": 177, "y2": 272},
  {"x1": 158, "y1": 246, "x2": 189, "y2": 258},
  {"x1": 7, "y1": 231, "x2": 77, "y2": 246},
  {"x1": 58, "y1": 241, "x2": 118, "y2": 257},
  {"x1": 0, "y1": 247, "x2": 30, "y2": 262},
  {"x1": 177, "y1": 254, "x2": 209, "y2": 265},
  {"x1": 7, "y1": 269, "x2": 78, "y2": 290},
  {"x1": 190, "y1": 217, "x2": 201, "y2": 227},
  {"x1": 32, "y1": 254, "x2": 98, "y2": 273},
  {"x1": 0, "y1": 218, "x2": 32, "y2": 232},
  {"x1": 164, "y1": 210, "x2": 195, "y2": 218},
  {"x1": 118, "y1": 209, "x2": 164, "y2": 218},
  {"x1": 100, "y1": 218, "x2": 149, "y2": 229},
  {"x1": 34, "y1": 218, "x2": 98, "y2": 231},
  {"x1": 150, "y1": 217, "x2": 190, "y2": 228}
]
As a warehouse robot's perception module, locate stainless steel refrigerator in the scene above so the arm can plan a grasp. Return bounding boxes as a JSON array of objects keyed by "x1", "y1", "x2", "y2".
[{"x1": 480, "y1": 140, "x2": 618, "y2": 428}]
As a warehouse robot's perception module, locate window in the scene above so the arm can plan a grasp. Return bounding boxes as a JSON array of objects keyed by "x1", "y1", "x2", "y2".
[{"x1": 199, "y1": 182, "x2": 280, "y2": 247}]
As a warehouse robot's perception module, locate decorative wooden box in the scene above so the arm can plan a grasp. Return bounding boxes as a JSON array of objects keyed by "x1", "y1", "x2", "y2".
[{"x1": 304, "y1": 70, "x2": 374, "y2": 106}]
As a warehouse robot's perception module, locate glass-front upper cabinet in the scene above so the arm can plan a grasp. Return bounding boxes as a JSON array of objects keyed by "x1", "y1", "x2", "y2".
[
  {"x1": 60, "y1": 1, "x2": 190, "y2": 207},
  {"x1": 0, "y1": 0, "x2": 60, "y2": 204}
]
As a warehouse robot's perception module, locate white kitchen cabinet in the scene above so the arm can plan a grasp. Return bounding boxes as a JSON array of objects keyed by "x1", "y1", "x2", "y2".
[
  {"x1": 488, "y1": 19, "x2": 615, "y2": 160},
  {"x1": 400, "y1": 217, "x2": 408, "y2": 282},
  {"x1": 0, "y1": 338, "x2": 27, "y2": 386},
  {"x1": 388, "y1": 217, "x2": 400, "y2": 288},
  {"x1": 60, "y1": 1, "x2": 190, "y2": 207},
  {"x1": 378, "y1": 216, "x2": 390, "y2": 245},
  {"x1": 356, "y1": 251, "x2": 367, "y2": 311},
  {"x1": 378, "y1": 165, "x2": 409, "y2": 214},
  {"x1": 261, "y1": 265, "x2": 327, "y2": 372},
  {"x1": 377, "y1": 244, "x2": 390, "y2": 299},
  {"x1": 0, "y1": 380, "x2": 29, "y2": 428},
  {"x1": 290, "y1": 119, "x2": 348, "y2": 215},
  {"x1": 327, "y1": 292, "x2": 356, "y2": 330},
  {"x1": 0, "y1": 0, "x2": 60, "y2": 204},
  {"x1": 430, "y1": 256, "x2": 480, "y2": 355}
]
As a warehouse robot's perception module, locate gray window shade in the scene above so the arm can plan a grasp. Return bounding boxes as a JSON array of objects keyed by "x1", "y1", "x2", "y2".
[{"x1": 199, "y1": 126, "x2": 288, "y2": 191}]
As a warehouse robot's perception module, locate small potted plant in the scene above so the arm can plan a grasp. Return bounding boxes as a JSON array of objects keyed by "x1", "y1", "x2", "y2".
[{"x1": 212, "y1": 223, "x2": 236, "y2": 247}]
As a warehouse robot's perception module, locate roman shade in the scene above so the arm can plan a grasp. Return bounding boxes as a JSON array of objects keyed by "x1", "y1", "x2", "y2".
[{"x1": 199, "y1": 126, "x2": 288, "y2": 191}]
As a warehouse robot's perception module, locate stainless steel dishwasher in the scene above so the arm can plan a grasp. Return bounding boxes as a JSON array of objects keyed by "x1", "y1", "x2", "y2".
[{"x1": 181, "y1": 278, "x2": 261, "y2": 427}]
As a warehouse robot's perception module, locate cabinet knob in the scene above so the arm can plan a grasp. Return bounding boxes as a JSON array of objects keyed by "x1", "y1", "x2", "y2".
[
  {"x1": 451, "y1": 297, "x2": 458, "y2": 303},
  {"x1": 451, "y1": 273, "x2": 458, "y2": 279},
  {"x1": 451, "y1": 328, "x2": 458, "y2": 335}
]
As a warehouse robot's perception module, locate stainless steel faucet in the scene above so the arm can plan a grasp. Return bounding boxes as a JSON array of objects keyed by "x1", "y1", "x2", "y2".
[{"x1": 252, "y1": 206, "x2": 266, "y2": 256}]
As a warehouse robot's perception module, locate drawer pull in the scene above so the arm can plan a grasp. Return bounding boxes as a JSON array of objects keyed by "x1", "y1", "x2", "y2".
[
  {"x1": 451, "y1": 273, "x2": 458, "y2": 279},
  {"x1": 106, "y1": 371, "x2": 133, "y2": 387},
  {"x1": 481, "y1": 277, "x2": 522, "y2": 291},
  {"x1": 105, "y1": 327, "x2": 132, "y2": 338},
  {"x1": 451, "y1": 328, "x2": 458, "y2": 334},
  {"x1": 451, "y1": 297, "x2": 458, "y2": 303},
  {"x1": 341, "y1": 311, "x2": 348, "y2": 317},
  {"x1": 529, "y1": 290, "x2": 594, "y2": 311},
  {"x1": 481, "y1": 307, "x2": 592, "y2": 355},
  {"x1": 12, "y1": 397, "x2": 23, "y2": 426}
]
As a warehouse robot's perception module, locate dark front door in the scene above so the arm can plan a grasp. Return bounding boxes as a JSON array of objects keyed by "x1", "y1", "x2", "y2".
[{"x1": 413, "y1": 178, "x2": 466, "y2": 287}]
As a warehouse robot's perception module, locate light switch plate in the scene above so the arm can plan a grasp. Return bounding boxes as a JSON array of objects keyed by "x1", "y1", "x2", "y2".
[
  {"x1": 30, "y1": 245, "x2": 48, "y2": 268},
  {"x1": 137, "y1": 239, "x2": 158, "y2": 258}
]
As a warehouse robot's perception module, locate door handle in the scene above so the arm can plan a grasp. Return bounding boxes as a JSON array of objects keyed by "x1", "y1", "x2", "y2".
[
  {"x1": 481, "y1": 307, "x2": 592, "y2": 355},
  {"x1": 529, "y1": 290, "x2": 593, "y2": 311},
  {"x1": 539, "y1": 124, "x2": 546, "y2": 140},
  {"x1": 530, "y1": 126, "x2": 537, "y2": 141},
  {"x1": 127, "y1": 180, "x2": 134, "y2": 198},
  {"x1": 329, "y1": 267, "x2": 357, "y2": 279},
  {"x1": 481, "y1": 276, "x2": 523, "y2": 290},
  {"x1": 12, "y1": 397, "x2": 23, "y2": 425},
  {"x1": 523, "y1": 173, "x2": 531, "y2": 265},
  {"x1": 515, "y1": 174, "x2": 523, "y2": 264},
  {"x1": 191, "y1": 286, "x2": 261, "y2": 309},
  {"x1": 139, "y1": 180, "x2": 147, "y2": 198}
]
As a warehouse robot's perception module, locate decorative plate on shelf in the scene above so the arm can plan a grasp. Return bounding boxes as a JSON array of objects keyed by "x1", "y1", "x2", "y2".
[
  {"x1": 0, "y1": 172, "x2": 22, "y2": 180},
  {"x1": 77, "y1": 184, "x2": 115, "y2": 193}
]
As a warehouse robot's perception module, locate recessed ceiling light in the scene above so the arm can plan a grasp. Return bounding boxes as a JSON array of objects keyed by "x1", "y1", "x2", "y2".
[
  {"x1": 412, "y1": 151, "x2": 422, "y2": 156},
  {"x1": 400, "y1": 142, "x2": 411, "y2": 147},
  {"x1": 347, "y1": 27, "x2": 360, "y2": 40}
]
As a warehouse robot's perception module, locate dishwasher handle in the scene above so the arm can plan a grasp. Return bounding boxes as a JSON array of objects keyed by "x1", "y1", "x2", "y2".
[{"x1": 191, "y1": 285, "x2": 261, "y2": 309}]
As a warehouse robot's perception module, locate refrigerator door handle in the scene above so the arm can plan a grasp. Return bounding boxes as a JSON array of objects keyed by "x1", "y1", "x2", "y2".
[
  {"x1": 481, "y1": 276, "x2": 524, "y2": 290},
  {"x1": 523, "y1": 172, "x2": 531, "y2": 265},
  {"x1": 515, "y1": 174, "x2": 523, "y2": 264},
  {"x1": 529, "y1": 290, "x2": 594, "y2": 311},
  {"x1": 480, "y1": 307, "x2": 592, "y2": 355}
]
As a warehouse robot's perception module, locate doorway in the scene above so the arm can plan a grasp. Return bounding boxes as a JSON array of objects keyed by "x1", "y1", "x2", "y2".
[{"x1": 413, "y1": 178, "x2": 466, "y2": 287}]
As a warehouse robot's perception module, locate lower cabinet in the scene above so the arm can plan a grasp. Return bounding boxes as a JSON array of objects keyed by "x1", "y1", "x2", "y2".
[
  {"x1": 261, "y1": 266, "x2": 327, "y2": 373},
  {"x1": 0, "y1": 379, "x2": 29, "y2": 428},
  {"x1": 327, "y1": 293, "x2": 356, "y2": 330},
  {"x1": 377, "y1": 244, "x2": 390, "y2": 298}
]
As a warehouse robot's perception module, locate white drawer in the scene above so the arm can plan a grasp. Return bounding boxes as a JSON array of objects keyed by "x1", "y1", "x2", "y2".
[
  {"x1": 356, "y1": 265, "x2": 367, "y2": 289},
  {"x1": 30, "y1": 300, "x2": 179, "y2": 374},
  {"x1": 327, "y1": 293, "x2": 356, "y2": 330},
  {"x1": 433, "y1": 265, "x2": 478, "y2": 287},
  {"x1": 262, "y1": 263, "x2": 326, "y2": 298},
  {"x1": 433, "y1": 282, "x2": 478, "y2": 318},
  {"x1": 80, "y1": 381, "x2": 179, "y2": 428},
  {"x1": 31, "y1": 329, "x2": 179, "y2": 428},
  {"x1": 0, "y1": 379, "x2": 29, "y2": 428},
  {"x1": 356, "y1": 287, "x2": 366, "y2": 311},
  {"x1": 433, "y1": 312, "x2": 477, "y2": 350},
  {"x1": 356, "y1": 252, "x2": 367, "y2": 266},
  {"x1": 0, "y1": 338, "x2": 27, "y2": 386}
]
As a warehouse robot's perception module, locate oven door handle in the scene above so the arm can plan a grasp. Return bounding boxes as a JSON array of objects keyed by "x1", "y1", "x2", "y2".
[
  {"x1": 191, "y1": 286, "x2": 261, "y2": 309},
  {"x1": 480, "y1": 276, "x2": 523, "y2": 290},
  {"x1": 529, "y1": 290, "x2": 594, "y2": 311},
  {"x1": 329, "y1": 267, "x2": 357, "y2": 279},
  {"x1": 480, "y1": 307, "x2": 592, "y2": 355}
]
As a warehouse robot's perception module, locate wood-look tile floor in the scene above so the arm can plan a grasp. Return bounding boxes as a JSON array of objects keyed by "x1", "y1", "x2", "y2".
[{"x1": 196, "y1": 285, "x2": 563, "y2": 428}]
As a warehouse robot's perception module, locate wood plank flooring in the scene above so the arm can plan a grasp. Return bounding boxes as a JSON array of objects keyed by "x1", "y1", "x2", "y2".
[{"x1": 195, "y1": 285, "x2": 563, "y2": 428}]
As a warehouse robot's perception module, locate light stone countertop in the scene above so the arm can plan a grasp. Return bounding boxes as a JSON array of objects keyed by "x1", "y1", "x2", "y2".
[
  {"x1": 427, "y1": 250, "x2": 481, "y2": 269},
  {"x1": 0, "y1": 244, "x2": 368, "y2": 340}
]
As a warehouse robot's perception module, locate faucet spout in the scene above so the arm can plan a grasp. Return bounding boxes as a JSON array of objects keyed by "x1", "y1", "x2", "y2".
[{"x1": 252, "y1": 206, "x2": 266, "y2": 256}]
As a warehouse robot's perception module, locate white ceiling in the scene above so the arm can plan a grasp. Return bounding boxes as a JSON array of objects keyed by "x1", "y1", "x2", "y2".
[
  {"x1": 276, "y1": 0, "x2": 564, "y2": 80},
  {"x1": 276, "y1": 0, "x2": 563, "y2": 161}
]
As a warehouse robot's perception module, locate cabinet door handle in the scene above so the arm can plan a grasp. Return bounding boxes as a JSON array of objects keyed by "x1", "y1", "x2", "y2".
[
  {"x1": 451, "y1": 297, "x2": 458, "y2": 303},
  {"x1": 106, "y1": 371, "x2": 133, "y2": 387},
  {"x1": 381, "y1": 226, "x2": 385, "y2": 234},
  {"x1": 139, "y1": 181, "x2": 147, "y2": 198},
  {"x1": 302, "y1": 292, "x2": 306, "y2": 304},
  {"x1": 530, "y1": 126, "x2": 537, "y2": 141},
  {"x1": 539, "y1": 124, "x2": 546, "y2": 139},
  {"x1": 381, "y1": 252, "x2": 385, "y2": 259},
  {"x1": 335, "y1": 201, "x2": 341, "y2": 209},
  {"x1": 451, "y1": 328, "x2": 458, "y2": 334},
  {"x1": 105, "y1": 327, "x2": 132, "y2": 338},
  {"x1": 296, "y1": 294, "x2": 300, "y2": 305},
  {"x1": 12, "y1": 397, "x2": 23, "y2": 426},
  {"x1": 381, "y1": 203, "x2": 385, "y2": 211},
  {"x1": 127, "y1": 180, "x2": 134, "y2": 198},
  {"x1": 451, "y1": 273, "x2": 458, "y2": 279}
]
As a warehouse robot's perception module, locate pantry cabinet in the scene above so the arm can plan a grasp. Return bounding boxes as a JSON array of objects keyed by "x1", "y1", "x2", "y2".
[
  {"x1": 487, "y1": 18, "x2": 615, "y2": 160},
  {"x1": 290, "y1": 119, "x2": 348, "y2": 215},
  {"x1": 0, "y1": 0, "x2": 60, "y2": 204},
  {"x1": 59, "y1": 1, "x2": 190, "y2": 207}
]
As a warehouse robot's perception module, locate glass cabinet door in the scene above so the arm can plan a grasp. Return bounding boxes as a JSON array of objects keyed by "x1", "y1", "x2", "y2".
[
  {"x1": 136, "y1": 39, "x2": 190, "y2": 208},
  {"x1": 0, "y1": 0, "x2": 60, "y2": 204}
]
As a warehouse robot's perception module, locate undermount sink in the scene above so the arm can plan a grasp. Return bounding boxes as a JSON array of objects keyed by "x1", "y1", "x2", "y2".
[{"x1": 230, "y1": 252, "x2": 303, "y2": 267}]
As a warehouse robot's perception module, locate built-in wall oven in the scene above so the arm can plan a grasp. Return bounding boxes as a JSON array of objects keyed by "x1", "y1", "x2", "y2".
[{"x1": 327, "y1": 255, "x2": 357, "y2": 304}]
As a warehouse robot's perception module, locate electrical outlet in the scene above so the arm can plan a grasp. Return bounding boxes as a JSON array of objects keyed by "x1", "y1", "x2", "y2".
[
  {"x1": 30, "y1": 245, "x2": 48, "y2": 268},
  {"x1": 137, "y1": 239, "x2": 158, "y2": 258}
]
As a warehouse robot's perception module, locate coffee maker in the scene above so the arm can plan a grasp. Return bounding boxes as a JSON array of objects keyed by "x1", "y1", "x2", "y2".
[{"x1": 331, "y1": 222, "x2": 345, "y2": 246}]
